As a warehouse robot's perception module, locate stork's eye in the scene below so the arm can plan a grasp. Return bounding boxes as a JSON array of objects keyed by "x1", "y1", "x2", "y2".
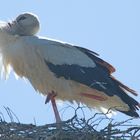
[{"x1": 17, "y1": 16, "x2": 26, "y2": 22}]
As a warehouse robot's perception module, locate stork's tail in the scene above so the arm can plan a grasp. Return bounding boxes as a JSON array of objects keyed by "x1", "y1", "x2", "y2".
[
  {"x1": 119, "y1": 109, "x2": 140, "y2": 117},
  {"x1": 111, "y1": 76, "x2": 140, "y2": 117}
]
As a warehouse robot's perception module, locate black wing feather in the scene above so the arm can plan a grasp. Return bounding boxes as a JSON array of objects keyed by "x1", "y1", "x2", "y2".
[{"x1": 45, "y1": 60, "x2": 115, "y2": 96}]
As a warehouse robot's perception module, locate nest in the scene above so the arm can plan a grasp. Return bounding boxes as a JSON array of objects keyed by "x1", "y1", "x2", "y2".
[{"x1": 0, "y1": 107, "x2": 140, "y2": 140}]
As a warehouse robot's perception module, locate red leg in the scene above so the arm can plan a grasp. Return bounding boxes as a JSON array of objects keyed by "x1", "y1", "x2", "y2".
[
  {"x1": 51, "y1": 96, "x2": 61, "y2": 123},
  {"x1": 45, "y1": 91, "x2": 61, "y2": 123}
]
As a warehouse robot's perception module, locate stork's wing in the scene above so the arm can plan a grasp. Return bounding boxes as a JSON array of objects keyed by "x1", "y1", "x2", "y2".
[{"x1": 41, "y1": 41, "x2": 139, "y2": 116}]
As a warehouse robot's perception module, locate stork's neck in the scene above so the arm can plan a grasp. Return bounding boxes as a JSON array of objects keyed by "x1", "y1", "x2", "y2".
[{"x1": 0, "y1": 27, "x2": 18, "y2": 50}]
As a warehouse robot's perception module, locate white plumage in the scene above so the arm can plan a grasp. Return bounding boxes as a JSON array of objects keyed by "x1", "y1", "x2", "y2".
[{"x1": 0, "y1": 13, "x2": 139, "y2": 118}]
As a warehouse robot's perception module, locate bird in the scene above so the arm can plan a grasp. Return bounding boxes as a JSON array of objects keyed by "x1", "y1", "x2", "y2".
[{"x1": 0, "y1": 13, "x2": 139, "y2": 122}]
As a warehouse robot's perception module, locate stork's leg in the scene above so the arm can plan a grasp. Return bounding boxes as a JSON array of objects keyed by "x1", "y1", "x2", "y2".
[{"x1": 45, "y1": 91, "x2": 61, "y2": 123}]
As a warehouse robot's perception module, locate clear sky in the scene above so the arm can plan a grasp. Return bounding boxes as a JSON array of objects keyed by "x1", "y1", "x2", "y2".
[{"x1": 0, "y1": 0, "x2": 140, "y2": 125}]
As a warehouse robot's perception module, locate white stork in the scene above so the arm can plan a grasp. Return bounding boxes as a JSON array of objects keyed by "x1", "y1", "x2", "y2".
[{"x1": 0, "y1": 13, "x2": 139, "y2": 122}]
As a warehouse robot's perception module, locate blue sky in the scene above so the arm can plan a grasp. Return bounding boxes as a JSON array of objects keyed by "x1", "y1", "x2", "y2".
[{"x1": 0, "y1": 0, "x2": 140, "y2": 125}]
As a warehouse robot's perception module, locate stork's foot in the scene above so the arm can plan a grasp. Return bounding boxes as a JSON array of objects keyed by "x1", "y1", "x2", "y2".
[{"x1": 45, "y1": 91, "x2": 61, "y2": 125}]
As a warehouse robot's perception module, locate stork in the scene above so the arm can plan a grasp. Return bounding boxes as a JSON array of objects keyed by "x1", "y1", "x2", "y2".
[{"x1": 0, "y1": 13, "x2": 139, "y2": 123}]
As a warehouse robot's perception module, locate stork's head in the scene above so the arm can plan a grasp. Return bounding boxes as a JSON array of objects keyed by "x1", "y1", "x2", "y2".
[{"x1": 5, "y1": 13, "x2": 40, "y2": 36}]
